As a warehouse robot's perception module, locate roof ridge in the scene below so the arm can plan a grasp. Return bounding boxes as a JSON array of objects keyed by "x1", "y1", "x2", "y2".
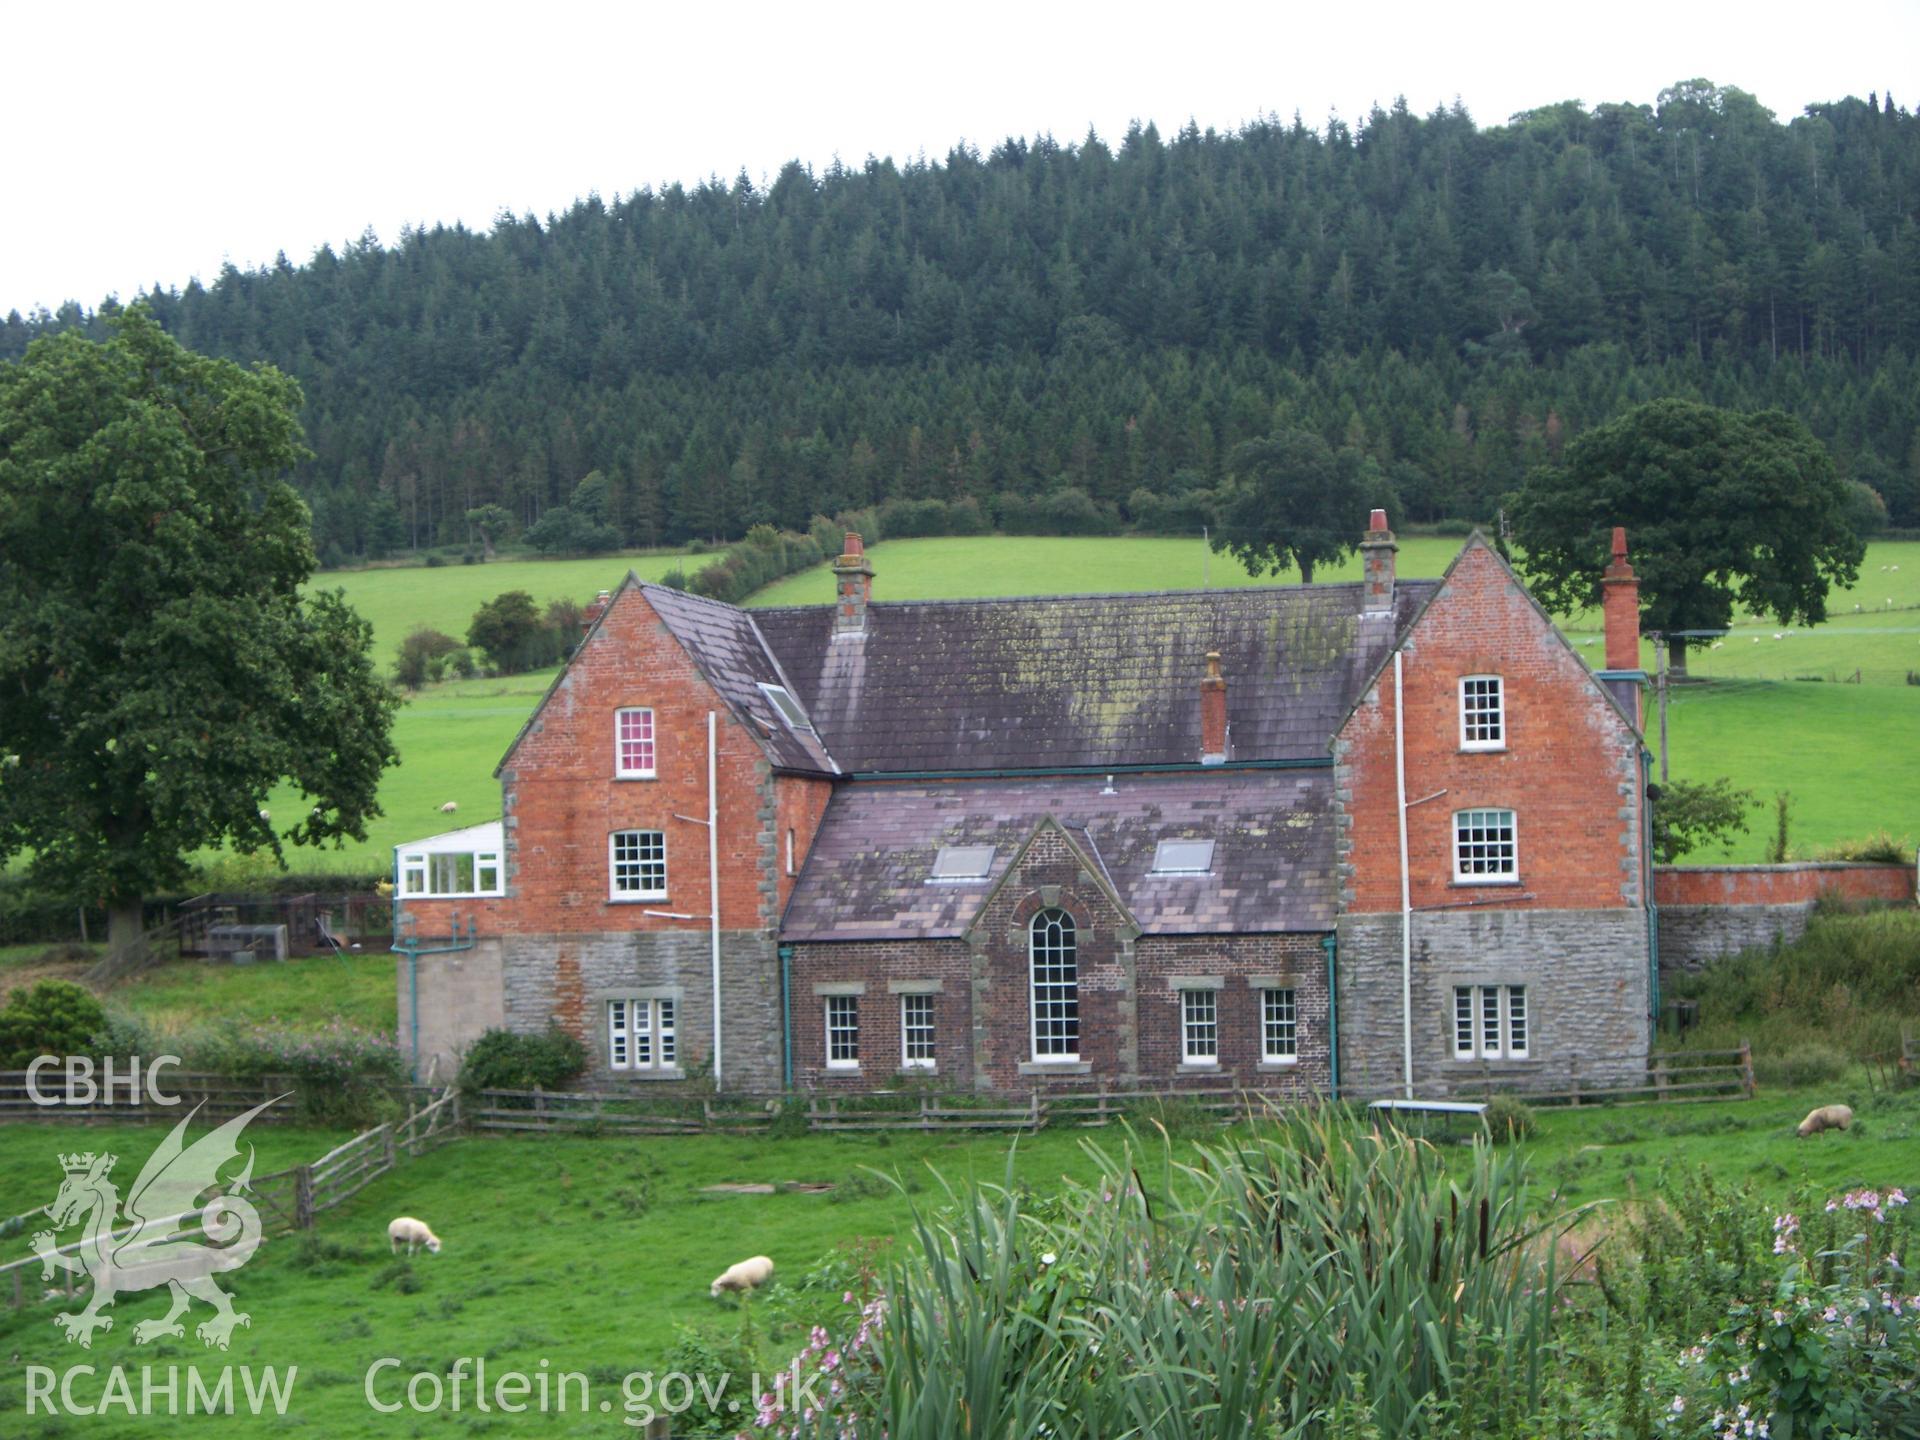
[{"x1": 754, "y1": 578, "x2": 1441, "y2": 614}]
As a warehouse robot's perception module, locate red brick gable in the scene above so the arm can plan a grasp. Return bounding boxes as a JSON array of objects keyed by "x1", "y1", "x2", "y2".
[
  {"x1": 491, "y1": 583, "x2": 807, "y2": 936},
  {"x1": 1334, "y1": 536, "x2": 1647, "y2": 915}
]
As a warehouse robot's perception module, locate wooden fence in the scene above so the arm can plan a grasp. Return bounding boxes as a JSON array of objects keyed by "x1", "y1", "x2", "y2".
[
  {"x1": 1344, "y1": 1045, "x2": 1757, "y2": 1109},
  {"x1": 0, "y1": 1087, "x2": 461, "y2": 1310},
  {"x1": 465, "y1": 1048, "x2": 1756, "y2": 1138},
  {"x1": 0, "y1": 1070, "x2": 302, "y2": 1123}
]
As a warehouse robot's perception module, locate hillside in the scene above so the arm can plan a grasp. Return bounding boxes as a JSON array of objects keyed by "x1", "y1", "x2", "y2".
[{"x1": 4, "y1": 82, "x2": 1917, "y2": 557}]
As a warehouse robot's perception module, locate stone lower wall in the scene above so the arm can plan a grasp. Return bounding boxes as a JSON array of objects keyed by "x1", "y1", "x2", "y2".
[
  {"x1": 497, "y1": 928, "x2": 782, "y2": 1091},
  {"x1": 1336, "y1": 908, "x2": 1651, "y2": 1098}
]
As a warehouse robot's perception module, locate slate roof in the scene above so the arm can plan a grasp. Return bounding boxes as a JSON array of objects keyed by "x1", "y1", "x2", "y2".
[
  {"x1": 779, "y1": 770, "x2": 1336, "y2": 941},
  {"x1": 640, "y1": 583, "x2": 839, "y2": 775},
  {"x1": 754, "y1": 582, "x2": 1437, "y2": 774}
]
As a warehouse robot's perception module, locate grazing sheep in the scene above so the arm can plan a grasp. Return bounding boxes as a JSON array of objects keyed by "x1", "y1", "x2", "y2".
[
  {"x1": 439, "y1": 800, "x2": 459, "y2": 815},
  {"x1": 388, "y1": 1216, "x2": 442, "y2": 1255},
  {"x1": 258, "y1": 808, "x2": 271, "y2": 821},
  {"x1": 710, "y1": 1255, "x2": 774, "y2": 1298},
  {"x1": 1796, "y1": 1104, "x2": 1853, "y2": 1139}
]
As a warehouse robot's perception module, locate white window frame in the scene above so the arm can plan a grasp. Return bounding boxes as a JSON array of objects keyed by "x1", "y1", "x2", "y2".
[
  {"x1": 608, "y1": 997, "x2": 677, "y2": 1071},
  {"x1": 1180, "y1": 989, "x2": 1219, "y2": 1065},
  {"x1": 1029, "y1": 908, "x2": 1080, "y2": 1062},
  {"x1": 1459, "y1": 675, "x2": 1506, "y2": 751},
  {"x1": 609, "y1": 829, "x2": 668, "y2": 901},
  {"x1": 397, "y1": 848, "x2": 505, "y2": 899},
  {"x1": 900, "y1": 993, "x2": 936, "y2": 1069},
  {"x1": 1261, "y1": 988, "x2": 1298, "y2": 1063},
  {"x1": 825, "y1": 994, "x2": 861, "y2": 1069},
  {"x1": 785, "y1": 827, "x2": 796, "y2": 877},
  {"x1": 1452, "y1": 984, "x2": 1529, "y2": 1060},
  {"x1": 615, "y1": 707, "x2": 657, "y2": 779},
  {"x1": 1452, "y1": 808, "x2": 1518, "y2": 884}
]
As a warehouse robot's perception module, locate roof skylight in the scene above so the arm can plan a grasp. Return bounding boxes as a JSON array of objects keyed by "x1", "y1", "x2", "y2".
[
  {"x1": 757, "y1": 683, "x2": 816, "y2": 735},
  {"x1": 929, "y1": 844, "x2": 996, "y2": 881},
  {"x1": 1151, "y1": 839, "x2": 1215, "y2": 875}
]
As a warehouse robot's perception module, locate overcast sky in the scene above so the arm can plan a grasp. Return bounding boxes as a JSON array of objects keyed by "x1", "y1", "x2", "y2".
[{"x1": 6, "y1": 0, "x2": 1915, "y2": 317}]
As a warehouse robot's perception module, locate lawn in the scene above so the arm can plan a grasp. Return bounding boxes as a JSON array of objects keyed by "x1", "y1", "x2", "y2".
[
  {"x1": 0, "y1": 1083, "x2": 1912, "y2": 1437},
  {"x1": 212, "y1": 534, "x2": 1920, "y2": 875}
]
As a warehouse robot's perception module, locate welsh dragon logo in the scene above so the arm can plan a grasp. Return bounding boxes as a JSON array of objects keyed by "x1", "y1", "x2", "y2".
[{"x1": 30, "y1": 1098, "x2": 280, "y2": 1350}]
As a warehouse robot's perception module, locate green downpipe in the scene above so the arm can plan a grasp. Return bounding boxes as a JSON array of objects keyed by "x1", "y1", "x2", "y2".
[
  {"x1": 1644, "y1": 748, "x2": 1660, "y2": 1034},
  {"x1": 779, "y1": 944, "x2": 795, "y2": 1092},
  {"x1": 1321, "y1": 931, "x2": 1340, "y2": 1101}
]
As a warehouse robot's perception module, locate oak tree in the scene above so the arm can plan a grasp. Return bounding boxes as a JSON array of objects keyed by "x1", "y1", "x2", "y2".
[
  {"x1": 1512, "y1": 399, "x2": 1864, "y2": 675},
  {"x1": 0, "y1": 307, "x2": 399, "y2": 963}
]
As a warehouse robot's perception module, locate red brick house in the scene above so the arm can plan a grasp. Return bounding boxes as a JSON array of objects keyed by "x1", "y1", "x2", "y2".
[{"x1": 395, "y1": 518, "x2": 1654, "y2": 1098}]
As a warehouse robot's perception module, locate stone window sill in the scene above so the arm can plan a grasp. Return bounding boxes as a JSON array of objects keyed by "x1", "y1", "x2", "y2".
[
  {"x1": 607, "y1": 896, "x2": 670, "y2": 905},
  {"x1": 1257, "y1": 1058, "x2": 1300, "y2": 1072},
  {"x1": 1446, "y1": 1056, "x2": 1538, "y2": 1067},
  {"x1": 610, "y1": 1068, "x2": 687, "y2": 1082},
  {"x1": 1449, "y1": 878, "x2": 1520, "y2": 888},
  {"x1": 1176, "y1": 1062, "x2": 1221, "y2": 1075},
  {"x1": 1019, "y1": 1059, "x2": 1091, "y2": 1076}
]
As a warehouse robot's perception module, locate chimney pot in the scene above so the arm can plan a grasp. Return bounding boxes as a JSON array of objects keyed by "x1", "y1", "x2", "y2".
[
  {"x1": 582, "y1": 589, "x2": 612, "y2": 632},
  {"x1": 1369, "y1": 508, "x2": 1389, "y2": 532}
]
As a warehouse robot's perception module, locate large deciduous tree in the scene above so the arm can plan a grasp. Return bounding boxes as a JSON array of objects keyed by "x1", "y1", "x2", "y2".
[
  {"x1": 1512, "y1": 399, "x2": 1864, "y2": 675},
  {"x1": 0, "y1": 307, "x2": 399, "y2": 963},
  {"x1": 1210, "y1": 430, "x2": 1380, "y2": 584}
]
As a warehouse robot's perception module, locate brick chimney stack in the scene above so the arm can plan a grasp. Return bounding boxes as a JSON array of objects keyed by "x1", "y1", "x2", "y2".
[
  {"x1": 1360, "y1": 509, "x2": 1397, "y2": 614},
  {"x1": 1602, "y1": 527, "x2": 1640, "y2": 671},
  {"x1": 1200, "y1": 651, "x2": 1229, "y2": 765},
  {"x1": 583, "y1": 589, "x2": 612, "y2": 632},
  {"x1": 832, "y1": 532, "x2": 874, "y2": 634},
  {"x1": 1601, "y1": 527, "x2": 1644, "y2": 726}
]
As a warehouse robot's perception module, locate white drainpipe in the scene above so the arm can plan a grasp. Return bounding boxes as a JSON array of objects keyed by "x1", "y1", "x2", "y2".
[
  {"x1": 1394, "y1": 651, "x2": 1413, "y2": 1100},
  {"x1": 707, "y1": 709, "x2": 722, "y2": 1090}
]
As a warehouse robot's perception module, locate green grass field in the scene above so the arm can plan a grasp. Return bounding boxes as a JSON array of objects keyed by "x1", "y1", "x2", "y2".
[
  {"x1": 1, "y1": 1083, "x2": 1913, "y2": 1437},
  {"x1": 310, "y1": 551, "x2": 693, "y2": 668}
]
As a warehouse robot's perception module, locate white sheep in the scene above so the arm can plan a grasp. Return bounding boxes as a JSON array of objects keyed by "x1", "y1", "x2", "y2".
[
  {"x1": 1796, "y1": 1104, "x2": 1852, "y2": 1139},
  {"x1": 439, "y1": 800, "x2": 459, "y2": 815},
  {"x1": 258, "y1": 808, "x2": 271, "y2": 821},
  {"x1": 710, "y1": 1255, "x2": 774, "y2": 1298},
  {"x1": 388, "y1": 1216, "x2": 442, "y2": 1255}
]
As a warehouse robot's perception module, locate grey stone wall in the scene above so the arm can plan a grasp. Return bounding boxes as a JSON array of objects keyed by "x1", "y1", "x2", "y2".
[
  {"x1": 1657, "y1": 904, "x2": 1815, "y2": 981},
  {"x1": 499, "y1": 928, "x2": 783, "y2": 1091},
  {"x1": 1336, "y1": 909, "x2": 1651, "y2": 1097}
]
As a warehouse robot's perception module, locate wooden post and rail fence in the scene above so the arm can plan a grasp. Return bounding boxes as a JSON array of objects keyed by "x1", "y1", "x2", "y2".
[{"x1": 0, "y1": 1088, "x2": 461, "y2": 1310}]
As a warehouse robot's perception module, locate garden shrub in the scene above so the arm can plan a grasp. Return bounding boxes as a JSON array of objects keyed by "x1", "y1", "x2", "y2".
[
  {"x1": 1483, "y1": 1093, "x2": 1536, "y2": 1143},
  {"x1": 0, "y1": 980, "x2": 106, "y2": 1067},
  {"x1": 179, "y1": 1018, "x2": 404, "y2": 1125},
  {"x1": 1756, "y1": 1042, "x2": 1850, "y2": 1089},
  {"x1": 458, "y1": 1026, "x2": 587, "y2": 1096}
]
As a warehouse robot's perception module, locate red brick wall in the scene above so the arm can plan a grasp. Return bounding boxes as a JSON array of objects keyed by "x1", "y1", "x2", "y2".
[
  {"x1": 1134, "y1": 934, "x2": 1330, "y2": 1095},
  {"x1": 788, "y1": 940, "x2": 973, "y2": 1089},
  {"x1": 1337, "y1": 541, "x2": 1645, "y2": 915},
  {"x1": 773, "y1": 775, "x2": 834, "y2": 915},
  {"x1": 1655, "y1": 863, "x2": 1915, "y2": 907},
  {"x1": 490, "y1": 585, "x2": 780, "y2": 937}
]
